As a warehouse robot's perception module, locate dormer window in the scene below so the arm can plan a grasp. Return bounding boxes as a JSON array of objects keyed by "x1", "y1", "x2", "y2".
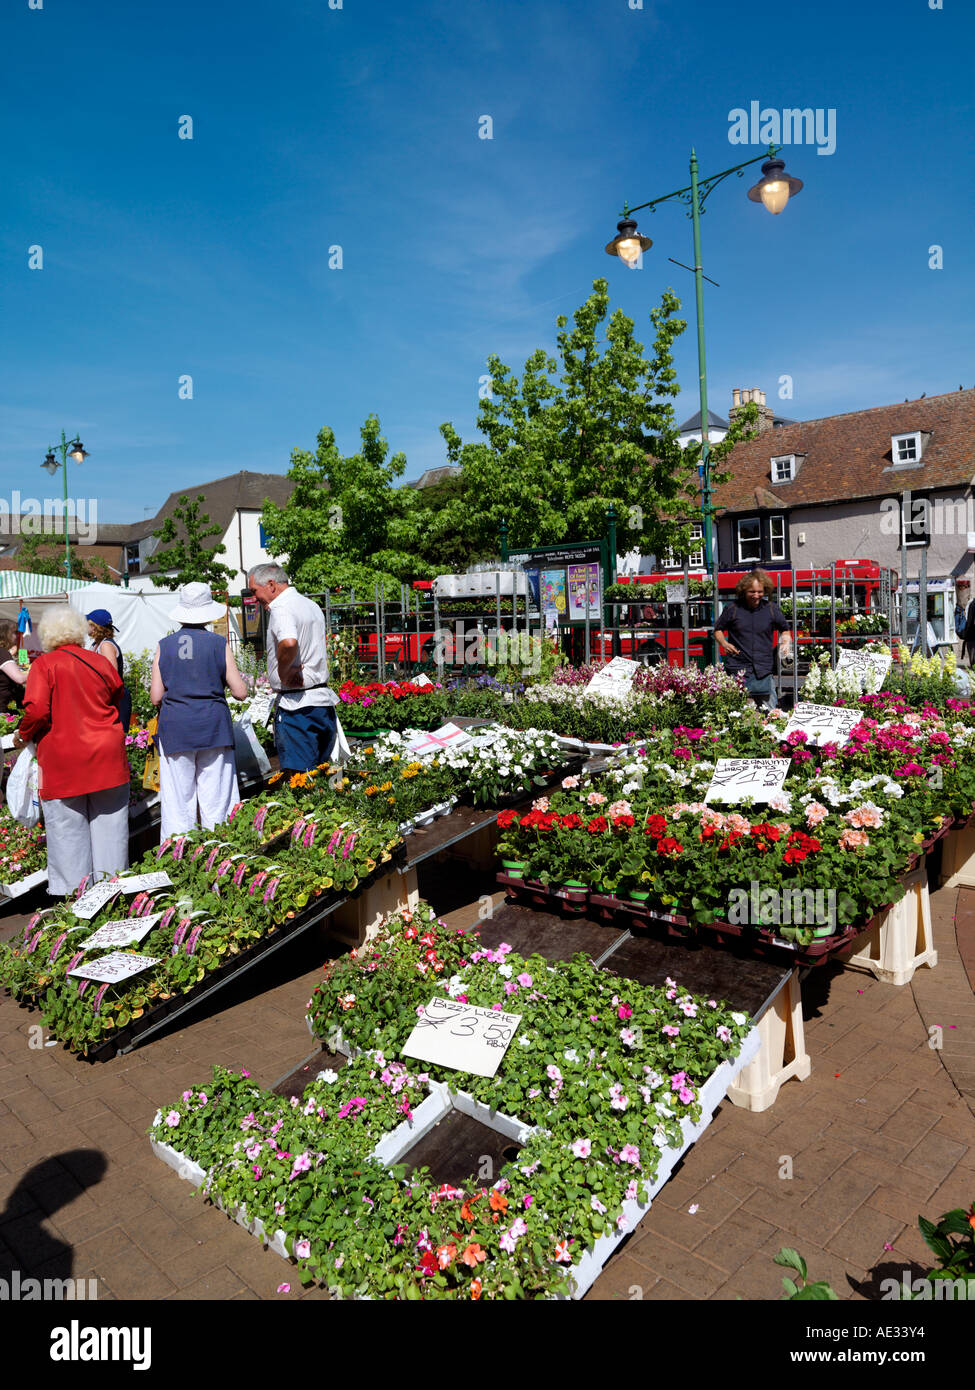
[
  {"x1": 771, "y1": 454, "x2": 796, "y2": 483},
  {"x1": 892, "y1": 432, "x2": 923, "y2": 466}
]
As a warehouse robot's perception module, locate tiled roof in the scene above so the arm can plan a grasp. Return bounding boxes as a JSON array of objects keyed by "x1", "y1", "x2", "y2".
[
  {"x1": 678, "y1": 407, "x2": 730, "y2": 432},
  {"x1": 713, "y1": 389, "x2": 975, "y2": 513},
  {"x1": 134, "y1": 471, "x2": 295, "y2": 541}
]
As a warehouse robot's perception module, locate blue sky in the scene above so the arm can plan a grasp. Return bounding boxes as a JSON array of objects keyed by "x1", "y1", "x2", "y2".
[{"x1": 2, "y1": 0, "x2": 973, "y2": 523}]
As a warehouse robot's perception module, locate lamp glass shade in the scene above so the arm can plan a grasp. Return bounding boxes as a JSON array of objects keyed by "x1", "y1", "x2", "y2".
[
  {"x1": 616, "y1": 237, "x2": 644, "y2": 266},
  {"x1": 41, "y1": 453, "x2": 58, "y2": 476},
  {"x1": 68, "y1": 439, "x2": 88, "y2": 462},
  {"x1": 759, "y1": 179, "x2": 790, "y2": 214}
]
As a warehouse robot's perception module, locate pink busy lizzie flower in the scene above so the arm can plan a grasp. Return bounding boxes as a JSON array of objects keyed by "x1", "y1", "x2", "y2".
[
  {"x1": 528, "y1": 1088, "x2": 542, "y2": 1099},
  {"x1": 671, "y1": 1072, "x2": 688, "y2": 1091},
  {"x1": 716, "y1": 1025, "x2": 732, "y2": 1043},
  {"x1": 679, "y1": 1086, "x2": 695, "y2": 1105},
  {"x1": 662, "y1": 1024, "x2": 681, "y2": 1037},
  {"x1": 617, "y1": 1214, "x2": 629, "y2": 1232},
  {"x1": 504, "y1": 981, "x2": 518, "y2": 995},
  {"x1": 182, "y1": 1090, "x2": 193, "y2": 1101},
  {"x1": 274, "y1": 1202, "x2": 286, "y2": 1216},
  {"x1": 618, "y1": 1003, "x2": 633, "y2": 1021},
  {"x1": 517, "y1": 972, "x2": 533, "y2": 988},
  {"x1": 277, "y1": 1284, "x2": 290, "y2": 1293},
  {"x1": 245, "y1": 1143, "x2": 261, "y2": 1160},
  {"x1": 625, "y1": 1180, "x2": 639, "y2": 1201},
  {"x1": 591, "y1": 1196, "x2": 607, "y2": 1215},
  {"x1": 619, "y1": 1145, "x2": 641, "y2": 1166},
  {"x1": 491, "y1": 1003, "x2": 503, "y2": 1011},
  {"x1": 571, "y1": 1138, "x2": 592, "y2": 1159},
  {"x1": 289, "y1": 1153, "x2": 312, "y2": 1180},
  {"x1": 295, "y1": 1239, "x2": 311, "y2": 1259},
  {"x1": 620, "y1": 1029, "x2": 637, "y2": 1046},
  {"x1": 707, "y1": 1000, "x2": 718, "y2": 1009},
  {"x1": 523, "y1": 1195, "x2": 533, "y2": 1209},
  {"x1": 688, "y1": 1204, "x2": 700, "y2": 1215},
  {"x1": 165, "y1": 1111, "x2": 180, "y2": 1127},
  {"x1": 679, "y1": 999, "x2": 698, "y2": 1018},
  {"x1": 546, "y1": 1065, "x2": 562, "y2": 1082}
]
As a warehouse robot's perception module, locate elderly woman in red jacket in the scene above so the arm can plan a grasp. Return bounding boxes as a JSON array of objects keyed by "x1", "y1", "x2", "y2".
[{"x1": 14, "y1": 607, "x2": 130, "y2": 896}]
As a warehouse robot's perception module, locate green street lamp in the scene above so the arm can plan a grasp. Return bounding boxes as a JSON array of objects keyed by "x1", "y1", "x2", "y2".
[
  {"x1": 605, "y1": 143, "x2": 803, "y2": 660},
  {"x1": 40, "y1": 430, "x2": 89, "y2": 581}
]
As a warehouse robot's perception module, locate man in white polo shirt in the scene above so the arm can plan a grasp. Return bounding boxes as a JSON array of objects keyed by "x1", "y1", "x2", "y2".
[{"x1": 247, "y1": 563, "x2": 339, "y2": 778}]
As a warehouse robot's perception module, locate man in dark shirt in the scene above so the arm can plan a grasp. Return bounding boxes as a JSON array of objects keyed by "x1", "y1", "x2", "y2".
[{"x1": 714, "y1": 570, "x2": 792, "y2": 709}]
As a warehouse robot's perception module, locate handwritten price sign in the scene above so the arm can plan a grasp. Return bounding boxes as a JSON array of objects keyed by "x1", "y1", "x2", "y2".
[
  {"x1": 779, "y1": 701, "x2": 863, "y2": 748},
  {"x1": 247, "y1": 688, "x2": 275, "y2": 727},
  {"x1": 836, "y1": 647, "x2": 892, "y2": 690},
  {"x1": 72, "y1": 879, "x2": 124, "y2": 920},
  {"x1": 66, "y1": 951, "x2": 162, "y2": 984},
  {"x1": 119, "y1": 872, "x2": 173, "y2": 895},
  {"x1": 80, "y1": 914, "x2": 163, "y2": 951},
  {"x1": 401, "y1": 998, "x2": 522, "y2": 1077},
  {"x1": 704, "y1": 758, "x2": 791, "y2": 805},
  {"x1": 586, "y1": 657, "x2": 639, "y2": 698}
]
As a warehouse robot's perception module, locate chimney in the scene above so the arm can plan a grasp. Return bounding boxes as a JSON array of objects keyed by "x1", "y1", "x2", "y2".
[{"x1": 729, "y1": 386, "x2": 774, "y2": 434}]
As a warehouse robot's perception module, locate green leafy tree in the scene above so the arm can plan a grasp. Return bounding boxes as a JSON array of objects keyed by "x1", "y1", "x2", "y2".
[
  {"x1": 439, "y1": 278, "x2": 758, "y2": 563},
  {"x1": 149, "y1": 495, "x2": 235, "y2": 594},
  {"x1": 261, "y1": 416, "x2": 421, "y2": 594},
  {"x1": 13, "y1": 533, "x2": 113, "y2": 584}
]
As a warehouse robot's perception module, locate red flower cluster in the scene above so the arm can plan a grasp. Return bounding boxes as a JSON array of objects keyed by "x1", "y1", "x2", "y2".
[
  {"x1": 783, "y1": 830, "x2": 822, "y2": 865},
  {"x1": 655, "y1": 836, "x2": 684, "y2": 856},
  {"x1": 337, "y1": 680, "x2": 433, "y2": 704},
  {"x1": 644, "y1": 814, "x2": 668, "y2": 839}
]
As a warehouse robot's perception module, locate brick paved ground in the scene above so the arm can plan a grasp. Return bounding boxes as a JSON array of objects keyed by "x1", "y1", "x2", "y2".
[{"x1": 1, "y1": 870, "x2": 973, "y2": 1302}]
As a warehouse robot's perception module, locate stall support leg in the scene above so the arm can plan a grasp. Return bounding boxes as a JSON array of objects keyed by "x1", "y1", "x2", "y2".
[
  {"x1": 841, "y1": 865, "x2": 936, "y2": 987},
  {"x1": 726, "y1": 968, "x2": 811, "y2": 1112},
  {"x1": 329, "y1": 867, "x2": 420, "y2": 947}
]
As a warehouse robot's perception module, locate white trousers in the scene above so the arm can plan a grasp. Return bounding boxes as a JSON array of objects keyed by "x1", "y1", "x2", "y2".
[
  {"x1": 159, "y1": 745, "x2": 240, "y2": 842},
  {"x1": 43, "y1": 783, "x2": 130, "y2": 897}
]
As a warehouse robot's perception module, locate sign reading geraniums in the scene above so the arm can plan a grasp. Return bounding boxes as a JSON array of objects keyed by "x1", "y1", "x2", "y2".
[
  {"x1": 779, "y1": 701, "x2": 863, "y2": 748},
  {"x1": 401, "y1": 998, "x2": 521, "y2": 1078},
  {"x1": 835, "y1": 647, "x2": 892, "y2": 689},
  {"x1": 704, "y1": 758, "x2": 791, "y2": 805},
  {"x1": 66, "y1": 951, "x2": 162, "y2": 984}
]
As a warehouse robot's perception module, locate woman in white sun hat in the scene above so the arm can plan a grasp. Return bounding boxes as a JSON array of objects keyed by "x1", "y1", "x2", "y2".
[{"x1": 149, "y1": 582, "x2": 249, "y2": 839}]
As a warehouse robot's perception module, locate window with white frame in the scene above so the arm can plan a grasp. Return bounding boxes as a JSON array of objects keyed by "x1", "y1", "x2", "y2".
[
  {"x1": 661, "y1": 522, "x2": 704, "y2": 569},
  {"x1": 771, "y1": 455, "x2": 796, "y2": 483},
  {"x1": 736, "y1": 517, "x2": 761, "y2": 563},
  {"x1": 769, "y1": 514, "x2": 786, "y2": 560},
  {"x1": 900, "y1": 494, "x2": 931, "y2": 548},
  {"x1": 892, "y1": 432, "x2": 922, "y2": 467}
]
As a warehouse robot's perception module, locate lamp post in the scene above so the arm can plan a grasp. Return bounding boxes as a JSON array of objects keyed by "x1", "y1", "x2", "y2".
[
  {"x1": 40, "y1": 430, "x2": 89, "y2": 581},
  {"x1": 605, "y1": 145, "x2": 802, "y2": 660}
]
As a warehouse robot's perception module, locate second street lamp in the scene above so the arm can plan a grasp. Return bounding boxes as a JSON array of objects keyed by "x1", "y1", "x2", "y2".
[
  {"x1": 39, "y1": 431, "x2": 89, "y2": 581},
  {"x1": 605, "y1": 141, "x2": 803, "y2": 662}
]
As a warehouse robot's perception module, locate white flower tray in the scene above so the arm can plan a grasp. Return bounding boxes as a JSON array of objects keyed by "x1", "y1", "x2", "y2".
[
  {"x1": 151, "y1": 1026, "x2": 761, "y2": 1300},
  {"x1": 0, "y1": 867, "x2": 48, "y2": 899},
  {"x1": 557, "y1": 1025, "x2": 761, "y2": 1299}
]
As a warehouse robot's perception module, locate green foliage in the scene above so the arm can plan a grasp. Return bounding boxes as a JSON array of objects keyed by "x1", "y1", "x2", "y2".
[
  {"x1": 260, "y1": 416, "x2": 417, "y2": 593},
  {"x1": 439, "y1": 278, "x2": 760, "y2": 561},
  {"x1": 150, "y1": 495, "x2": 235, "y2": 593},
  {"x1": 912, "y1": 1204, "x2": 975, "y2": 1294},
  {"x1": 774, "y1": 1248, "x2": 839, "y2": 1300},
  {"x1": 13, "y1": 533, "x2": 113, "y2": 584}
]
